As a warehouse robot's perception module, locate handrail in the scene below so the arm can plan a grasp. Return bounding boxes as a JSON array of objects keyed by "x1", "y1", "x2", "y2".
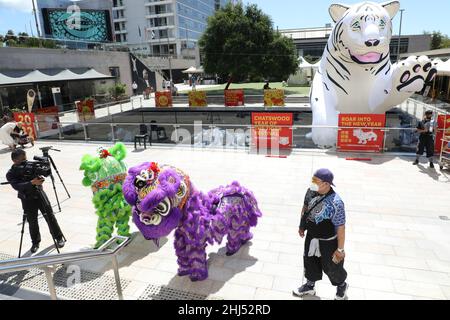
[{"x1": 0, "y1": 235, "x2": 131, "y2": 300}]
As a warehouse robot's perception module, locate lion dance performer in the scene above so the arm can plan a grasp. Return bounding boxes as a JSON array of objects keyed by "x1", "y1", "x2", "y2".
[
  {"x1": 123, "y1": 162, "x2": 262, "y2": 281},
  {"x1": 80, "y1": 143, "x2": 131, "y2": 248}
]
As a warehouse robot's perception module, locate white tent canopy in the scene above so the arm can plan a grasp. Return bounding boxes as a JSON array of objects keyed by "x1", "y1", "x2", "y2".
[
  {"x1": 182, "y1": 66, "x2": 204, "y2": 74},
  {"x1": 434, "y1": 58, "x2": 450, "y2": 76},
  {"x1": 0, "y1": 68, "x2": 114, "y2": 86},
  {"x1": 298, "y1": 56, "x2": 320, "y2": 70}
]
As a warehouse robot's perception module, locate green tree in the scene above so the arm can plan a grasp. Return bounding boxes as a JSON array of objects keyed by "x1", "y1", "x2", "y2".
[
  {"x1": 199, "y1": 2, "x2": 298, "y2": 85},
  {"x1": 425, "y1": 31, "x2": 450, "y2": 49}
]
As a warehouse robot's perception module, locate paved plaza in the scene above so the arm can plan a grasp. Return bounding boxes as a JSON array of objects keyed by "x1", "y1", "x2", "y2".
[{"x1": 0, "y1": 141, "x2": 450, "y2": 300}]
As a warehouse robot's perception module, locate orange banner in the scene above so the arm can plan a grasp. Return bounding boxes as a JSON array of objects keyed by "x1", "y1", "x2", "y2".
[
  {"x1": 189, "y1": 91, "x2": 207, "y2": 107},
  {"x1": 155, "y1": 91, "x2": 173, "y2": 108},
  {"x1": 264, "y1": 89, "x2": 285, "y2": 107},
  {"x1": 13, "y1": 112, "x2": 37, "y2": 140}
]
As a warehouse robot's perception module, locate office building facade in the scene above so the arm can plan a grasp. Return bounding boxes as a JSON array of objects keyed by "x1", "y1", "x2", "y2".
[{"x1": 280, "y1": 26, "x2": 432, "y2": 63}]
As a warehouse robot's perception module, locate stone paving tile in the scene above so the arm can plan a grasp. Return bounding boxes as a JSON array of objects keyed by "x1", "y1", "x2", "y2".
[
  {"x1": 1, "y1": 143, "x2": 450, "y2": 300},
  {"x1": 392, "y1": 280, "x2": 446, "y2": 299}
]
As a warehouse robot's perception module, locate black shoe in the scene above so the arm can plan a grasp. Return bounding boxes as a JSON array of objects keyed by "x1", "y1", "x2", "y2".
[
  {"x1": 30, "y1": 244, "x2": 39, "y2": 254},
  {"x1": 412, "y1": 160, "x2": 419, "y2": 165},
  {"x1": 56, "y1": 238, "x2": 65, "y2": 248},
  {"x1": 430, "y1": 162, "x2": 435, "y2": 169},
  {"x1": 293, "y1": 284, "x2": 316, "y2": 297},
  {"x1": 335, "y1": 282, "x2": 349, "y2": 300}
]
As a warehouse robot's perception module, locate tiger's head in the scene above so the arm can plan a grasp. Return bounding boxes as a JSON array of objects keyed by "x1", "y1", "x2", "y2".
[{"x1": 329, "y1": 1, "x2": 400, "y2": 65}]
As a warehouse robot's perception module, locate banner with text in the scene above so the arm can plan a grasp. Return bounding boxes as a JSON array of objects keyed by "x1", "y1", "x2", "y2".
[
  {"x1": 225, "y1": 89, "x2": 244, "y2": 107},
  {"x1": 251, "y1": 113, "x2": 293, "y2": 150},
  {"x1": 13, "y1": 112, "x2": 37, "y2": 140},
  {"x1": 76, "y1": 99, "x2": 95, "y2": 122},
  {"x1": 338, "y1": 114, "x2": 386, "y2": 152},
  {"x1": 156, "y1": 91, "x2": 173, "y2": 108},
  {"x1": 189, "y1": 91, "x2": 207, "y2": 107},
  {"x1": 435, "y1": 115, "x2": 450, "y2": 154},
  {"x1": 264, "y1": 89, "x2": 285, "y2": 107},
  {"x1": 36, "y1": 107, "x2": 60, "y2": 138}
]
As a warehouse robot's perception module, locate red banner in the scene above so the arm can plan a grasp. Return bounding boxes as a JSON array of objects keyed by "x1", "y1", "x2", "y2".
[
  {"x1": 155, "y1": 91, "x2": 173, "y2": 108},
  {"x1": 435, "y1": 115, "x2": 450, "y2": 154},
  {"x1": 13, "y1": 112, "x2": 37, "y2": 140},
  {"x1": 251, "y1": 113, "x2": 293, "y2": 150},
  {"x1": 338, "y1": 114, "x2": 386, "y2": 152},
  {"x1": 76, "y1": 99, "x2": 95, "y2": 122},
  {"x1": 225, "y1": 89, "x2": 244, "y2": 107}
]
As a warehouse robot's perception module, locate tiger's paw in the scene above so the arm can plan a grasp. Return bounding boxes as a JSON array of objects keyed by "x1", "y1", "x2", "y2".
[{"x1": 395, "y1": 56, "x2": 437, "y2": 93}]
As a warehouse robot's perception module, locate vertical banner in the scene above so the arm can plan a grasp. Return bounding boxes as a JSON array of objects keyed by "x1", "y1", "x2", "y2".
[
  {"x1": 76, "y1": 99, "x2": 96, "y2": 122},
  {"x1": 36, "y1": 107, "x2": 60, "y2": 138},
  {"x1": 251, "y1": 113, "x2": 293, "y2": 150},
  {"x1": 435, "y1": 115, "x2": 450, "y2": 154},
  {"x1": 337, "y1": 114, "x2": 386, "y2": 152},
  {"x1": 264, "y1": 89, "x2": 285, "y2": 107},
  {"x1": 155, "y1": 91, "x2": 173, "y2": 108},
  {"x1": 189, "y1": 91, "x2": 208, "y2": 107},
  {"x1": 13, "y1": 112, "x2": 37, "y2": 140},
  {"x1": 225, "y1": 89, "x2": 244, "y2": 107}
]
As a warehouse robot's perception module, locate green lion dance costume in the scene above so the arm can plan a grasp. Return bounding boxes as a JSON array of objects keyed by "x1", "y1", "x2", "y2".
[{"x1": 80, "y1": 143, "x2": 131, "y2": 248}]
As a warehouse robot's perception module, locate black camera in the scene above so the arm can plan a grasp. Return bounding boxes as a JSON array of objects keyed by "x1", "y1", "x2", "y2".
[{"x1": 15, "y1": 158, "x2": 52, "y2": 180}]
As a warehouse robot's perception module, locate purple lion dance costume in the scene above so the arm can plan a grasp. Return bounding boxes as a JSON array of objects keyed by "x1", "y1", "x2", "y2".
[{"x1": 123, "y1": 162, "x2": 262, "y2": 281}]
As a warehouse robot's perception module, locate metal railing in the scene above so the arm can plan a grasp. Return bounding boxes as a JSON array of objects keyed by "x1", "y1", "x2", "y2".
[{"x1": 0, "y1": 236, "x2": 131, "y2": 300}]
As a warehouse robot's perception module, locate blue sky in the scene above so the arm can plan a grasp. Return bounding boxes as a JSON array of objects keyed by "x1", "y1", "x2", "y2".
[{"x1": 0, "y1": 0, "x2": 448, "y2": 36}]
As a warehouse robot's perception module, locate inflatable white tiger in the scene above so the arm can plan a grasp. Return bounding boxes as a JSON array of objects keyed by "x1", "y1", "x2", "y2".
[{"x1": 311, "y1": 1, "x2": 437, "y2": 147}]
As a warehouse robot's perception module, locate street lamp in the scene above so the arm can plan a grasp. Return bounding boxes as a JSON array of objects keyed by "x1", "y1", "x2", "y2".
[
  {"x1": 396, "y1": 9, "x2": 405, "y2": 62},
  {"x1": 32, "y1": 0, "x2": 41, "y2": 37}
]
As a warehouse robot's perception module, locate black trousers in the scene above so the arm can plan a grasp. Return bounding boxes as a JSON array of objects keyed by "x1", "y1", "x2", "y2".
[
  {"x1": 22, "y1": 198, "x2": 63, "y2": 245},
  {"x1": 416, "y1": 134, "x2": 434, "y2": 158},
  {"x1": 303, "y1": 235, "x2": 347, "y2": 286}
]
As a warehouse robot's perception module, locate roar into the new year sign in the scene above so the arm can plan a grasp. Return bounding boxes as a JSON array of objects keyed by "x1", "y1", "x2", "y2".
[
  {"x1": 155, "y1": 91, "x2": 173, "y2": 108},
  {"x1": 338, "y1": 114, "x2": 386, "y2": 152},
  {"x1": 189, "y1": 91, "x2": 207, "y2": 107},
  {"x1": 251, "y1": 113, "x2": 293, "y2": 150}
]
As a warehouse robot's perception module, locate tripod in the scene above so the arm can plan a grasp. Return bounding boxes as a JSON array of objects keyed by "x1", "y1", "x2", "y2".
[
  {"x1": 40, "y1": 147, "x2": 71, "y2": 212},
  {"x1": 18, "y1": 187, "x2": 67, "y2": 258}
]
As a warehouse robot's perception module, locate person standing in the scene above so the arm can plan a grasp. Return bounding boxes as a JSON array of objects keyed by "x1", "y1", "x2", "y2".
[
  {"x1": 6, "y1": 149, "x2": 65, "y2": 253},
  {"x1": 293, "y1": 168, "x2": 348, "y2": 300},
  {"x1": 413, "y1": 110, "x2": 435, "y2": 168},
  {"x1": 132, "y1": 81, "x2": 138, "y2": 96}
]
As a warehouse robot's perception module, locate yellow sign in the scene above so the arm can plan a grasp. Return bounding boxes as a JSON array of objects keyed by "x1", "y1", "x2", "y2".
[
  {"x1": 264, "y1": 89, "x2": 285, "y2": 107},
  {"x1": 189, "y1": 91, "x2": 207, "y2": 107}
]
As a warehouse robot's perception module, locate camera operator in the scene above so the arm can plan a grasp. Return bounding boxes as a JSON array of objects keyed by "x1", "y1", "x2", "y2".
[{"x1": 6, "y1": 149, "x2": 65, "y2": 253}]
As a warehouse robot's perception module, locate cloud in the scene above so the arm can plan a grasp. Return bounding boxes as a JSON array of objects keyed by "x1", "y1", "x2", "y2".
[{"x1": 0, "y1": 0, "x2": 33, "y2": 12}]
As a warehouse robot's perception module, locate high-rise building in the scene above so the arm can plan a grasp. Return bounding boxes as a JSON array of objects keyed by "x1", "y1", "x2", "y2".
[{"x1": 112, "y1": 0, "x2": 228, "y2": 56}]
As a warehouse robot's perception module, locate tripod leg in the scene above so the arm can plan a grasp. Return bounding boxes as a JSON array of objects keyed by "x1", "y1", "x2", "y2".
[
  {"x1": 18, "y1": 215, "x2": 27, "y2": 258},
  {"x1": 41, "y1": 211, "x2": 61, "y2": 254},
  {"x1": 48, "y1": 155, "x2": 71, "y2": 199},
  {"x1": 49, "y1": 174, "x2": 61, "y2": 212}
]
